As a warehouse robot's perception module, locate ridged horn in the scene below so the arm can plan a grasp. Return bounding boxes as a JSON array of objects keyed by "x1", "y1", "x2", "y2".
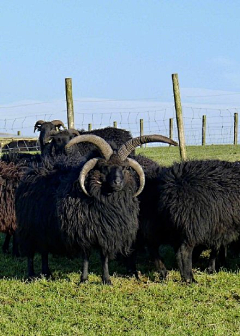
[
  {"x1": 51, "y1": 120, "x2": 66, "y2": 129},
  {"x1": 68, "y1": 128, "x2": 80, "y2": 136},
  {"x1": 117, "y1": 134, "x2": 178, "y2": 161},
  {"x1": 65, "y1": 134, "x2": 113, "y2": 160},
  {"x1": 127, "y1": 158, "x2": 145, "y2": 197},
  {"x1": 34, "y1": 120, "x2": 45, "y2": 132},
  {"x1": 79, "y1": 158, "x2": 99, "y2": 196},
  {"x1": 49, "y1": 130, "x2": 59, "y2": 136}
]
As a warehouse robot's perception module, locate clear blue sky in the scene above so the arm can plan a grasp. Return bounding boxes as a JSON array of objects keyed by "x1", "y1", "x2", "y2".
[{"x1": 1, "y1": 0, "x2": 240, "y2": 105}]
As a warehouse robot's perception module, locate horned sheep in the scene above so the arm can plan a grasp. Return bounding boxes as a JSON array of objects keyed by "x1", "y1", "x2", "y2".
[{"x1": 15, "y1": 134, "x2": 176, "y2": 284}]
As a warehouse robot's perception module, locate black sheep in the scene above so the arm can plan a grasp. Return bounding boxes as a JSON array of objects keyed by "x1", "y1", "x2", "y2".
[
  {"x1": 33, "y1": 119, "x2": 65, "y2": 155},
  {"x1": 140, "y1": 159, "x2": 240, "y2": 283},
  {"x1": 0, "y1": 161, "x2": 27, "y2": 255},
  {"x1": 65, "y1": 127, "x2": 135, "y2": 158},
  {"x1": 15, "y1": 134, "x2": 176, "y2": 284}
]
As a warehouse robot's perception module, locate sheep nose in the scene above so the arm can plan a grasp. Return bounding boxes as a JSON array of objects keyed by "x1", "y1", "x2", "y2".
[{"x1": 113, "y1": 177, "x2": 122, "y2": 186}]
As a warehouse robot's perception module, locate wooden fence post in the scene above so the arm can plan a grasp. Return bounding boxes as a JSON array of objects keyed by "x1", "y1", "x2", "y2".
[
  {"x1": 234, "y1": 113, "x2": 238, "y2": 145},
  {"x1": 113, "y1": 121, "x2": 117, "y2": 128},
  {"x1": 202, "y1": 115, "x2": 206, "y2": 146},
  {"x1": 65, "y1": 78, "x2": 74, "y2": 129},
  {"x1": 140, "y1": 119, "x2": 144, "y2": 148},
  {"x1": 169, "y1": 118, "x2": 173, "y2": 146},
  {"x1": 172, "y1": 73, "x2": 187, "y2": 160}
]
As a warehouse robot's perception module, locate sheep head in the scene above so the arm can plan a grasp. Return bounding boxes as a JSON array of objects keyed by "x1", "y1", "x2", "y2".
[
  {"x1": 34, "y1": 120, "x2": 66, "y2": 153},
  {"x1": 48, "y1": 128, "x2": 80, "y2": 155},
  {"x1": 65, "y1": 133, "x2": 178, "y2": 197}
]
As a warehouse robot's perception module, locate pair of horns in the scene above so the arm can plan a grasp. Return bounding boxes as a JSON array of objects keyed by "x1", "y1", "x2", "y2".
[
  {"x1": 34, "y1": 120, "x2": 65, "y2": 132},
  {"x1": 65, "y1": 134, "x2": 178, "y2": 161},
  {"x1": 65, "y1": 133, "x2": 178, "y2": 197}
]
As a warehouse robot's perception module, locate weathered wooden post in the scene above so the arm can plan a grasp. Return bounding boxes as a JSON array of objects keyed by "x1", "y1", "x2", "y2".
[
  {"x1": 65, "y1": 78, "x2": 74, "y2": 129},
  {"x1": 202, "y1": 115, "x2": 206, "y2": 146},
  {"x1": 113, "y1": 121, "x2": 117, "y2": 128},
  {"x1": 140, "y1": 119, "x2": 144, "y2": 148},
  {"x1": 172, "y1": 73, "x2": 187, "y2": 160},
  {"x1": 234, "y1": 113, "x2": 238, "y2": 145},
  {"x1": 169, "y1": 118, "x2": 173, "y2": 146}
]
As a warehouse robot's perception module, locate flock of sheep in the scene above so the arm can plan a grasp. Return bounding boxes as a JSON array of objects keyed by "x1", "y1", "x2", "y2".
[{"x1": 0, "y1": 119, "x2": 240, "y2": 285}]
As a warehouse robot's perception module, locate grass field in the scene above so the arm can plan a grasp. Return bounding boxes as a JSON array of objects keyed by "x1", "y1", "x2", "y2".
[{"x1": 0, "y1": 145, "x2": 240, "y2": 335}]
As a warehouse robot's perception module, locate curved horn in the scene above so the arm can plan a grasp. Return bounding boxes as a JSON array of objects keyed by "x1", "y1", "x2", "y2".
[
  {"x1": 65, "y1": 134, "x2": 113, "y2": 160},
  {"x1": 51, "y1": 120, "x2": 66, "y2": 129},
  {"x1": 79, "y1": 158, "x2": 99, "y2": 196},
  {"x1": 49, "y1": 130, "x2": 59, "y2": 136},
  {"x1": 34, "y1": 120, "x2": 45, "y2": 132},
  {"x1": 127, "y1": 158, "x2": 145, "y2": 197},
  {"x1": 68, "y1": 128, "x2": 80, "y2": 136},
  {"x1": 117, "y1": 134, "x2": 178, "y2": 161}
]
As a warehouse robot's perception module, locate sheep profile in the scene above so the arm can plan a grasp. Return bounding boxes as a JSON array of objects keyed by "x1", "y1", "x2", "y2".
[{"x1": 33, "y1": 119, "x2": 65, "y2": 155}]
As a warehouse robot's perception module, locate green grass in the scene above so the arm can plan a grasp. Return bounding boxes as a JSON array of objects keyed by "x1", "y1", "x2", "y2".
[
  {"x1": 136, "y1": 144, "x2": 240, "y2": 166},
  {"x1": 1, "y1": 145, "x2": 240, "y2": 335}
]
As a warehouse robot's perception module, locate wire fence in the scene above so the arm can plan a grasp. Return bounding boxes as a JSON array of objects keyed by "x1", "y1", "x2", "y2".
[{"x1": 0, "y1": 99, "x2": 240, "y2": 151}]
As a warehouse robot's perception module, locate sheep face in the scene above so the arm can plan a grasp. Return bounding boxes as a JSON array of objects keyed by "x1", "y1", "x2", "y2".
[
  {"x1": 51, "y1": 130, "x2": 79, "y2": 155},
  {"x1": 39, "y1": 122, "x2": 57, "y2": 147},
  {"x1": 85, "y1": 159, "x2": 133, "y2": 197},
  {"x1": 97, "y1": 161, "x2": 128, "y2": 193},
  {"x1": 51, "y1": 133, "x2": 73, "y2": 155}
]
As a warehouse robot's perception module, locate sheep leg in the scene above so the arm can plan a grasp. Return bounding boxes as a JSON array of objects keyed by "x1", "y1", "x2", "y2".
[
  {"x1": 80, "y1": 253, "x2": 90, "y2": 283},
  {"x1": 100, "y1": 252, "x2": 112, "y2": 285},
  {"x1": 207, "y1": 248, "x2": 218, "y2": 274},
  {"x1": 176, "y1": 243, "x2": 196, "y2": 283},
  {"x1": 148, "y1": 244, "x2": 168, "y2": 280},
  {"x1": 12, "y1": 233, "x2": 20, "y2": 257},
  {"x1": 41, "y1": 252, "x2": 52, "y2": 278},
  {"x1": 207, "y1": 246, "x2": 226, "y2": 273},
  {"x1": 125, "y1": 250, "x2": 140, "y2": 279},
  {"x1": 2, "y1": 233, "x2": 11, "y2": 254},
  {"x1": 27, "y1": 253, "x2": 35, "y2": 279}
]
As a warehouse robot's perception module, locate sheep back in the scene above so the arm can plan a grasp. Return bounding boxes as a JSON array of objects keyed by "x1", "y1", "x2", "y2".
[{"x1": 155, "y1": 160, "x2": 240, "y2": 248}]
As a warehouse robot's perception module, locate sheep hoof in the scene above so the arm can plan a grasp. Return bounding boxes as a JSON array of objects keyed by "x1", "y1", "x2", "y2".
[
  {"x1": 26, "y1": 275, "x2": 37, "y2": 282},
  {"x1": 159, "y1": 270, "x2": 168, "y2": 280},
  {"x1": 41, "y1": 273, "x2": 53, "y2": 280},
  {"x1": 207, "y1": 267, "x2": 216, "y2": 274},
  {"x1": 126, "y1": 269, "x2": 141, "y2": 280},
  {"x1": 184, "y1": 278, "x2": 197, "y2": 284},
  {"x1": 80, "y1": 278, "x2": 89, "y2": 284},
  {"x1": 102, "y1": 279, "x2": 112, "y2": 285}
]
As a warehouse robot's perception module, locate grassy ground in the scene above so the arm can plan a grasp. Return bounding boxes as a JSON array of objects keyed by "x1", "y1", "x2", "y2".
[
  {"x1": 1, "y1": 145, "x2": 240, "y2": 335},
  {"x1": 137, "y1": 144, "x2": 240, "y2": 166}
]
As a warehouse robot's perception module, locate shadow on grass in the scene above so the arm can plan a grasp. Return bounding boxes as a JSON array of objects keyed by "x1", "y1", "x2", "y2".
[{"x1": 0, "y1": 233, "x2": 239, "y2": 282}]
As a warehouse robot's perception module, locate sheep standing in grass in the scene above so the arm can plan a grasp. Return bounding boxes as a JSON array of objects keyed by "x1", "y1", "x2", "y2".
[
  {"x1": 139, "y1": 159, "x2": 240, "y2": 283},
  {"x1": 15, "y1": 134, "x2": 175, "y2": 284}
]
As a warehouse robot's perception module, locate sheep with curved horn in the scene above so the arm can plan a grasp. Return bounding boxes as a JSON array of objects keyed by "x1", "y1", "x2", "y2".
[
  {"x1": 16, "y1": 133, "x2": 176, "y2": 284},
  {"x1": 33, "y1": 120, "x2": 66, "y2": 155}
]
